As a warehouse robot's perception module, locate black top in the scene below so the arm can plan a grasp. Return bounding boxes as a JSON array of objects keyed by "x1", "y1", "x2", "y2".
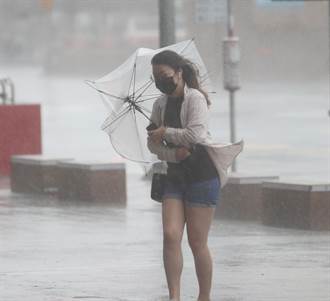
[{"x1": 164, "y1": 95, "x2": 218, "y2": 184}]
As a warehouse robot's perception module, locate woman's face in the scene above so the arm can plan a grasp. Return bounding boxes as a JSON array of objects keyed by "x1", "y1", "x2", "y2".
[{"x1": 152, "y1": 64, "x2": 182, "y2": 95}]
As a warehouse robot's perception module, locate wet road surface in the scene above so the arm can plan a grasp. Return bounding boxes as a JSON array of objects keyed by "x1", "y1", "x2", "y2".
[{"x1": 0, "y1": 172, "x2": 329, "y2": 301}]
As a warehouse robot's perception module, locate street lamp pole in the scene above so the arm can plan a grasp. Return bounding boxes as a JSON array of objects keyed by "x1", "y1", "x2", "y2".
[
  {"x1": 223, "y1": 0, "x2": 240, "y2": 172},
  {"x1": 328, "y1": 0, "x2": 330, "y2": 117},
  {"x1": 147, "y1": 0, "x2": 176, "y2": 177},
  {"x1": 227, "y1": 0, "x2": 234, "y2": 37},
  {"x1": 158, "y1": 0, "x2": 176, "y2": 47}
]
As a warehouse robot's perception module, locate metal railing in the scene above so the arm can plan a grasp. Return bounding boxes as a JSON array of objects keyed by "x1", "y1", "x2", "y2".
[{"x1": 0, "y1": 78, "x2": 15, "y2": 105}]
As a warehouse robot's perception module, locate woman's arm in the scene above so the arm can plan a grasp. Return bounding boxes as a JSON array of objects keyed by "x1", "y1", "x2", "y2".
[
  {"x1": 146, "y1": 99, "x2": 179, "y2": 163},
  {"x1": 162, "y1": 91, "x2": 209, "y2": 146},
  {"x1": 147, "y1": 137, "x2": 179, "y2": 163}
]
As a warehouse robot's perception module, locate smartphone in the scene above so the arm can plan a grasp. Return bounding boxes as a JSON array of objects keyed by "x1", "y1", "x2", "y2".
[{"x1": 146, "y1": 123, "x2": 158, "y2": 131}]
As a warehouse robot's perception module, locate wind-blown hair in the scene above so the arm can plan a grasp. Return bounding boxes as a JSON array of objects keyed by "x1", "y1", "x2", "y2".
[{"x1": 151, "y1": 50, "x2": 211, "y2": 106}]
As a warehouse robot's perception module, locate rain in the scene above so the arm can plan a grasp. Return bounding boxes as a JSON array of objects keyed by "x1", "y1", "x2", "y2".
[{"x1": 0, "y1": 0, "x2": 329, "y2": 300}]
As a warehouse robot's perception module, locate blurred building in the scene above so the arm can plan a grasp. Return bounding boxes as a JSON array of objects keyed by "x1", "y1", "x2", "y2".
[
  {"x1": 0, "y1": 0, "x2": 157, "y2": 73},
  {"x1": 184, "y1": 0, "x2": 328, "y2": 82},
  {"x1": 0, "y1": 0, "x2": 328, "y2": 80}
]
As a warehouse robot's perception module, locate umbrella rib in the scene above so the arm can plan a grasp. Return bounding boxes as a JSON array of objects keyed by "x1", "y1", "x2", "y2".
[
  {"x1": 132, "y1": 62, "x2": 137, "y2": 101},
  {"x1": 179, "y1": 38, "x2": 194, "y2": 55},
  {"x1": 133, "y1": 79, "x2": 153, "y2": 95},
  {"x1": 95, "y1": 88, "x2": 126, "y2": 101},
  {"x1": 134, "y1": 80, "x2": 155, "y2": 102},
  {"x1": 105, "y1": 109, "x2": 131, "y2": 133},
  {"x1": 135, "y1": 103, "x2": 152, "y2": 114},
  {"x1": 133, "y1": 103, "x2": 153, "y2": 122},
  {"x1": 137, "y1": 93, "x2": 161, "y2": 97},
  {"x1": 102, "y1": 105, "x2": 132, "y2": 130},
  {"x1": 127, "y1": 64, "x2": 135, "y2": 95},
  {"x1": 127, "y1": 50, "x2": 139, "y2": 98},
  {"x1": 135, "y1": 95, "x2": 160, "y2": 104},
  {"x1": 131, "y1": 109, "x2": 146, "y2": 164},
  {"x1": 127, "y1": 62, "x2": 136, "y2": 99}
]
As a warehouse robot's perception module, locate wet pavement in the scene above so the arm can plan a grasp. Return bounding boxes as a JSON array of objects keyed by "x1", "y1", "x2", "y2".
[{"x1": 0, "y1": 172, "x2": 329, "y2": 301}]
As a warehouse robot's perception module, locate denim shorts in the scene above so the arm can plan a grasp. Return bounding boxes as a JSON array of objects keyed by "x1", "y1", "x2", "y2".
[{"x1": 162, "y1": 176, "x2": 221, "y2": 208}]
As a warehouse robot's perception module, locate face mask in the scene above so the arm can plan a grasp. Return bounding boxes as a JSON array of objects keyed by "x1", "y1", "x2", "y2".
[{"x1": 155, "y1": 76, "x2": 177, "y2": 95}]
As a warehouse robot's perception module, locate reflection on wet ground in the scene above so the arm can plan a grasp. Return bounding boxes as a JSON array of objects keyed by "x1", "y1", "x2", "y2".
[{"x1": 0, "y1": 173, "x2": 329, "y2": 301}]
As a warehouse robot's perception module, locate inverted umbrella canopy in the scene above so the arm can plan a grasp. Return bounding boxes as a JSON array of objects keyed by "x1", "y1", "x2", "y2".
[{"x1": 86, "y1": 39, "x2": 212, "y2": 163}]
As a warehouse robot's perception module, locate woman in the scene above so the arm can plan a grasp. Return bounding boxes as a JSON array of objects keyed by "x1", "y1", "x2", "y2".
[{"x1": 147, "y1": 50, "x2": 243, "y2": 301}]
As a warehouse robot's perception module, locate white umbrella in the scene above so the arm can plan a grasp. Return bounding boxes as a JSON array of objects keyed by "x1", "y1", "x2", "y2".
[{"x1": 86, "y1": 39, "x2": 212, "y2": 164}]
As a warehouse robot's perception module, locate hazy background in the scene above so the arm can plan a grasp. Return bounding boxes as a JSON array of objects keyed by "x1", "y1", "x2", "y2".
[{"x1": 0, "y1": 0, "x2": 329, "y2": 181}]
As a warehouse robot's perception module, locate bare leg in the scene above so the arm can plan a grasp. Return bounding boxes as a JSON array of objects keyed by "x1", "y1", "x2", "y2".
[
  {"x1": 185, "y1": 205, "x2": 215, "y2": 301},
  {"x1": 162, "y1": 198, "x2": 186, "y2": 301}
]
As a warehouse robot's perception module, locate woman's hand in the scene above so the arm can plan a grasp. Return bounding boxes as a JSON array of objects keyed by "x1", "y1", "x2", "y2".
[
  {"x1": 175, "y1": 147, "x2": 191, "y2": 161},
  {"x1": 148, "y1": 126, "x2": 166, "y2": 144}
]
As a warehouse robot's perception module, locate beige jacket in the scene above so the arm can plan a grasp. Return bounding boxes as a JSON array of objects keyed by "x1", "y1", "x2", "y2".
[{"x1": 147, "y1": 85, "x2": 244, "y2": 188}]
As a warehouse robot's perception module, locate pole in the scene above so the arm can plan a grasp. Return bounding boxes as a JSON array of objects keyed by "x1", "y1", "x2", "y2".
[
  {"x1": 328, "y1": 0, "x2": 330, "y2": 117},
  {"x1": 227, "y1": 0, "x2": 237, "y2": 172},
  {"x1": 147, "y1": 0, "x2": 176, "y2": 178},
  {"x1": 158, "y1": 0, "x2": 176, "y2": 47},
  {"x1": 227, "y1": 0, "x2": 234, "y2": 37}
]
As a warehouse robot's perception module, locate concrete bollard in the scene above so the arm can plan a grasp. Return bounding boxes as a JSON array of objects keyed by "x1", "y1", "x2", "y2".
[
  {"x1": 56, "y1": 161, "x2": 126, "y2": 205},
  {"x1": 262, "y1": 181, "x2": 330, "y2": 231},
  {"x1": 10, "y1": 155, "x2": 73, "y2": 194},
  {"x1": 215, "y1": 172, "x2": 279, "y2": 221}
]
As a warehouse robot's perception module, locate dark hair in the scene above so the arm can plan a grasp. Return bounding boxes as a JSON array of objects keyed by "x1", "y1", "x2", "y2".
[{"x1": 151, "y1": 50, "x2": 211, "y2": 106}]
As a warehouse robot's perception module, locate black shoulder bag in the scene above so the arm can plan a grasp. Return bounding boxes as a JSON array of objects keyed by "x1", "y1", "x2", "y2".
[{"x1": 146, "y1": 122, "x2": 167, "y2": 203}]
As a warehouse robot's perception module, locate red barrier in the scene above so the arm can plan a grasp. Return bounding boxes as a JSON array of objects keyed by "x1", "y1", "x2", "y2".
[{"x1": 0, "y1": 104, "x2": 42, "y2": 175}]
